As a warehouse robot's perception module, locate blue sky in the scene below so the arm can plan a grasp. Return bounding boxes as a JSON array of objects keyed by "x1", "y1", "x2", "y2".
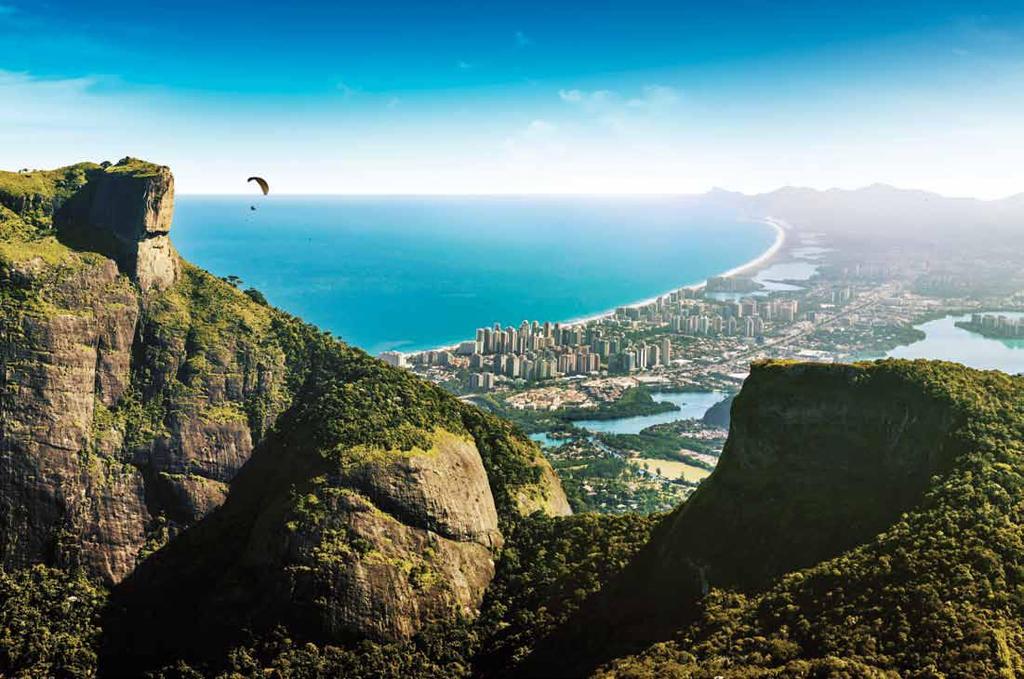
[{"x1": 2, "y1": 1, "x2": 1023, "y2": 196}]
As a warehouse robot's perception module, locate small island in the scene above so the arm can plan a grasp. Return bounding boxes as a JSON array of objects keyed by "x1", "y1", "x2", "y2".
[{"x1": 955, "y1": 313, "x2": 1024, "y2": 340}]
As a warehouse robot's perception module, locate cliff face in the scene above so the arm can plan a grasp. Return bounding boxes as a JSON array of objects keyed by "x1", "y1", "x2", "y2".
[
  {"x1": 0, "y1": 159, "x2": 288, "y2": 583},
  {"x1": 0, "y1": 159, "x2": 569, "y2": 662},
  {"x1": 53, "y1": 160, "x2": 178, "y2": 293},
  {"x1": 527, "y1": 360, "x2": 988, "y2": 675},
  {"x1": 100, "y1": 424, "x2": 505, "y2": 674},
  {"x1": 0, "y1": 253, "x2": 144, "y2": 581}
]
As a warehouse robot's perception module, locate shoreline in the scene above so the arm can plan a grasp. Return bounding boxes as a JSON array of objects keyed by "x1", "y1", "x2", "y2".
[
  {"x1": 405, "y1": 216, "x2": 789, "y2": 356},
  {"x1": 560, "y1": 216, "x2": 788, "y2": 326}
]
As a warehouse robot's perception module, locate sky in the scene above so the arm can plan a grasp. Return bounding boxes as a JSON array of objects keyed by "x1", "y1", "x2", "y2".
[{"x1": 2, "y1": 1, "x2": 1024, "y2": 197}]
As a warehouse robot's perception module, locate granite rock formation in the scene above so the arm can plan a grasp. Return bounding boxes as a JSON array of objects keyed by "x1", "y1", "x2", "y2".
[
  {"x1": 0, "y1": 154, "x2": 568, "y2": 647},
  {"x1": 525, "y1": 359, "x2": 974, "y2": 675}
]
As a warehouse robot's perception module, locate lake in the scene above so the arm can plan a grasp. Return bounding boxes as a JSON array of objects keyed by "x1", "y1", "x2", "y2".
[
  {"x1": 173, "y1": 196, "x2": 774, "y2": 354},
  {"x1": 706, "y1": 246, "x2": 820, "y2": 301},
  {"x1": 572, "y1": 391, "x2": 725, "y2": 435},
  {"x1": 885, "y1": 312, "x2": 1024, "y2": 374}
]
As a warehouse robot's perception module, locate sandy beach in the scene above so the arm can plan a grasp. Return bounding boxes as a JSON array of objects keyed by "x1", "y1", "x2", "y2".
[{"x1": 410, "y1": 216, "x2": 789, "y2": 356}]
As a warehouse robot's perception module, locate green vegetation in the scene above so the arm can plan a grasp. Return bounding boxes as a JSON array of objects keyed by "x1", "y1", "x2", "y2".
[
  {"x1": 473, "y1": 513, "x2": 662, "y2": 673},
  {"x1": 478, "y1": 387, "x2": 677, "y2": 434},
  {"x1": 0, "y1": 162, "x2": 98, "y2": 229},
  {"x1": 472, "y1": 393, "x2": 580, "y2": 434},
  {"x1": 597, "y1": 421, "x2": 724, "y2": 465},
  {"x1": 0, "y1": 566, "x2": 106, "y2": 678},
  {"x1": 593, "y1": 360, "x2": 1024, "y2": 677},
  {"x1": 810, "y1": 323, "x2": 925, "y2": 355},
  {"x1": 126, "y1": 261, "x2": 289, "y2": 443},
  {"x1": 145, "y1": 513, "x2": 660, "y2": 678},
  {"x1": 561, "y1": 387, "x2": 678, "y2": 422},
  {"x1": 544, "y1": 435, "x2": 692, "y2": 514},
  {"x1": 7, "y1": 159, "x2": 1024, "y2": 677},
  {"x1": 101, "y1": 157, "x2": 166, "y2": 177}
]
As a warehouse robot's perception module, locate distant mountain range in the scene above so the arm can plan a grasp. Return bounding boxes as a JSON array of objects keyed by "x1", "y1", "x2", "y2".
[{"x1": 701, "y1": 183, "x2": 1024, "y2": 240}]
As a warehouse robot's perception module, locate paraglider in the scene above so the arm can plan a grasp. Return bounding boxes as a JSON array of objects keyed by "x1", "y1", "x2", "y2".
[
  {"x1": 247, "y1": 176, "x2": 269, "y2": 211},
  {"x1": 247, "y1": 176, "x2": 269, "y2": 195}
]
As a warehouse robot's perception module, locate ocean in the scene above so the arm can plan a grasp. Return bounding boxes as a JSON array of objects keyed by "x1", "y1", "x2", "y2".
[{"x1": 173, "y1": 196, "x2": 774, "y2": 354}]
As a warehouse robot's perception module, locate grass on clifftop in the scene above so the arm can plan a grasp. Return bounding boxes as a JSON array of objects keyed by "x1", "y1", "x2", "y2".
[
  {"x1": 0, "y1": 163, "x2": 97, "y2": 202},
  {"x1": 101, "y1": 157, "x2": 168, "y2": 178},
  {"x1": 0, "y1": 163, "x2": 98, "y2": 230}
]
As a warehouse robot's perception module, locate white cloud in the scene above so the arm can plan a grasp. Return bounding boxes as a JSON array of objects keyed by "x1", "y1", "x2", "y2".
[
  {"x1": 627, "y1": 84, "x2": 680, "y2": 111},
  {"x1": 515, "y1": 30, "x2": 532, "y2": 47},
  {"x1": 557, "y1": 84, "x2": 681, "y2": 135},
  {"x1": 558, "y1": 88, "x2": 618, "y2": 113},
  {"x1": 561, "y1": 85, "x2": 680, "y2": 114},
  {"x1": 457, "y1": 60, "x2": 472, "y2": 70},
  {"x1": 502, "y1": 118, "x2": 563, "y2": 163},
  {"x1": 523, "y1": 119, "x2": 556, "y2": 136},
  {"x1": 0, "y1": 70, "x2": 101, "y2": 125}
]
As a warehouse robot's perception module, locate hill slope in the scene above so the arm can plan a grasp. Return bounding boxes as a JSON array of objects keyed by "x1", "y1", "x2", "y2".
[
  {"x1": 0, "y1": 159, "x2": 569, "y2": 675},
  {"x1": 524, "y1": 359, "x2": 1024, "y2": 677},
  {"x1": 4, "y1": 162, "x2": 1024, "y2": 678}
]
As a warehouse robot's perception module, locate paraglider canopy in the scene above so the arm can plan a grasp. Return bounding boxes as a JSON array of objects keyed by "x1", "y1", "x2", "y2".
[{"x1": 247, "y1": 176, "x2": 270, "y2": 195}]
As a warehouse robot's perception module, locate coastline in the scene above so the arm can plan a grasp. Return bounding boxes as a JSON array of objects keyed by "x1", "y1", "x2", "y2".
[
  {"x1": 406, "y1": 216, "x2": 789, "y2": 356},
  {"x1": 560, "y1": 216, "x2": 788, "y2": 326}
]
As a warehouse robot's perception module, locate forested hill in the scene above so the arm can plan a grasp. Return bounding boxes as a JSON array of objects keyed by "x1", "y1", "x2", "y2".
[
  {"x1": 3, "y1": 159, "x2": 1024, "y2": 678},
  {"x1": 525, "y1": 359, "x2": 1024, "y2": 677},
  {"x1": 0, "y1": 159, "x2": 570, "y2": 676}
]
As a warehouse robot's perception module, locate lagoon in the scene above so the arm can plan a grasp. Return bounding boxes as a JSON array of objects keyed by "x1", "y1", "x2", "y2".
[
  {"x1": 529, "y1": 390, "x2": 724, "y2": 449},
  {"x1": 572, "y1": 391, "x2": 724, "y2": 435},
  {"x1": 884, "y1": 312, "x2": 1024, "y2": 374}
]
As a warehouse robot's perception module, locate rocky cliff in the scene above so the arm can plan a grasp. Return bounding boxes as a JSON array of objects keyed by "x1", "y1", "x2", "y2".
[
  {"x1": 54, "y1": 159, "x2": 179, "y2": 292},
  {"x1": 525, "y1": 359, "x2": 1022, "y2": 676},
  {"x1": 0, "y1": 159, "x2": 569, "y2": 670}
]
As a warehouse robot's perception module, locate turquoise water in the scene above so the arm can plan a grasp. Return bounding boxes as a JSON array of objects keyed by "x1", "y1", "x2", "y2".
[
  {"x1": 528, "y1": 391, "x2": 724, "y2": 448},
  {"x1": 173, "y1": 197, "x2": 773, "y2": 354},
  {"x1": 885, "y1": 312, "x2": 1024, "y2": 374},
  {"x1": 528, "y1": 432, "x2": 564, "y2": 448},
  {"x1": 572, "y1": 391, "x2": 724, "y2": 435}
]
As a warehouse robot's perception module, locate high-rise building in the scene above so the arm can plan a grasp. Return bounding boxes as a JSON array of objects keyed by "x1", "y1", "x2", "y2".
[
  {"x1": 456, "y1": 340, "x2": 479, "y2": 356},
  {"x1": 470, "y1": 372, "x2": 497, "y2": 391},
  {"x1": 636, "y1": 344, "x2": 649, "y2": 369},
  {"x1": 506, "y1": 355, "x2": 521, "y2": 378},
  {"x1": 557, "y1": 353, "x2": 575, "y2": 375},
  {"x1": 777, "y1": 300, "x2": 799, "y2": 322},
  {"x1": 378, "y1": 351, "x2": 406, "y2": 368}
]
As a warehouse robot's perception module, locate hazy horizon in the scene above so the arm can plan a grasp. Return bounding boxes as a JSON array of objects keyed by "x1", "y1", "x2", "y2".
[{"x1": 161, "y1": 183, "x2": 1020, "y2": 201}]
